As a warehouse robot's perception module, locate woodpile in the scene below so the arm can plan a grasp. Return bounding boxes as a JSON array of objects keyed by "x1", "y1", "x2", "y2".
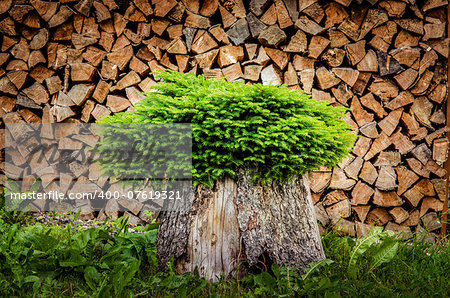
[
  {"x1": 0, "y1": 0, "x2": 448, "y2": 233},
  {"x1": 3, "y1": 120, "x2": 166, "y2": 224}
]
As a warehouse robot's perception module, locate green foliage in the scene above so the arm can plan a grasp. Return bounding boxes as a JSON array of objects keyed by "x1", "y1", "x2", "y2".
[
  {"x1": 0, "y1": 189, "x2": 36, "y2": 226},
  {"x1": 347, "y1": 227, "x2": 399, "y2": 278},
  {"x1": 92, "y1": 123, "x2": 192, "y2": 185},
  {"x1": 0, "y1": 215, "x2": 159, "y2": 297},
  {"x1": 1, "y1": 218, "x2": 449, "y2": 297},
  {"x1": 98, "y1": 71, "x2": 357, "y2": 187}
]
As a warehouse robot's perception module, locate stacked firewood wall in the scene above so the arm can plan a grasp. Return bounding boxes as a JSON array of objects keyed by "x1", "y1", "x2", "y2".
[{"x1": 0, "y1": 0, "x2": 448, "y2": 235}]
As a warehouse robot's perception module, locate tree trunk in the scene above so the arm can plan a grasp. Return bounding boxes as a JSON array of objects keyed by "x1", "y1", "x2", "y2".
[{"x1": 156, "y1": 170, "x2": 325, "y2": 281}]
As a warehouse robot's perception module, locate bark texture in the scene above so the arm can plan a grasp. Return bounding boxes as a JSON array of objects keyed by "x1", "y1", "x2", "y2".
[{"x1": 157, "y1": 171, "x2": 325, "y2": 281}]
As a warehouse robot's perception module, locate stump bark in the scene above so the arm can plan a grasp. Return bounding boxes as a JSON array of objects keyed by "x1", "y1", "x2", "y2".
[{"x1": 156, "y1": 171, "x2": 325, "y2": 281}]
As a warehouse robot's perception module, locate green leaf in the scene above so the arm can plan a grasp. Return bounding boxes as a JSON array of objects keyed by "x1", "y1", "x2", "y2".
[
  {"x1": 302, "y1": 259, "x2": 334, "y2": 280},
  {"x1": 369, "y1": 239, "x2": 399, "y2": 271},
  {"x1": 112, "y1": 260, "x2": 140, "y2": 295},
  {"x1": 84, "y1": 266, "x2": 101, "y2": 291},
  {"x1": 348, "y1": 227, "x2": 383, "y2": 278}
]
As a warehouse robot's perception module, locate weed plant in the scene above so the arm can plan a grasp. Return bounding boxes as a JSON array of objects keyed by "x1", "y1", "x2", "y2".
[{"x1": 0, "y1": 205, "x2": 448, "y2": 297}]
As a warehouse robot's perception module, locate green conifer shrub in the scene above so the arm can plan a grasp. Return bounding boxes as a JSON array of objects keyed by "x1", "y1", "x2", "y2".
[{"x1": 97, "y1": 70, "x2": 357, "y2": 187}]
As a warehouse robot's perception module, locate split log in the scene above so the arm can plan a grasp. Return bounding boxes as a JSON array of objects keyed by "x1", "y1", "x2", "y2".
[
  {"x1": 284, "y1": 30, "x2": 307, "y2": 53},
  {"x1": 390, "y1": 47, "x2": 420, "y2": 69},
  {"x1": 329, "y1": 29, "x2": 350, "y2": 48},
  {"x1": 395, "y1": 19, "x2": 424, "y2": 35},
  {"x1": 357, "y1": 49, "x2": 378, "y2": 72},
  {"x1": 309, "y1": 171, "x2": 332, "y2": 193},
  {"x1": 344, "y1": 156, "x2": 364, "y2": 180},
  {"x1": 249, "y1": 0, "x2": 271, "y2": 16},
  {"x1": 394, "y1": 68, "x2": 418, "y2": 90},
  {"x1": 321, "y1": 48, "x2": 345, "y2": 67},
  {"x1": 354, "y1": 213, "x2": 371, "y2": 229},
  {"x1": 431, "y1": 179, "x2": 447, "y2": 202},
  {"x1": 106, "y1": 95, "x2": 131, "y2": 112},
  {"x1": 332, "y1": 68, "x2": 358, "y2": 87},
  {"x1": 389, "y1": 207, "x2": 409, "y2": 224},
  {"x1": 68, "y1": 84, "x2": 94, "y2": 105},
  {"x1": 359, "y1": 122, "x2": 379, "y2": 138},
  {"x1": 406, "y1": 158, "x2": 431, "y2": 178},
  {"x1": 273, "y1": 0, "x2": 293, "y2": 28},
  {"x1": 22, "y1": 82, "x2": 49, "y2": 105},
  {"x1": 106, "y1": 45, "x2": 133, "y2": 70},
  {"x1": 369, "y1": 77, "x2": 399, "y2": 101},
  {"x1": 338, "y1": 17, "x2": 360, "y2": 41},
  {"x1": 396, "y1": 166, "x2": 419, "y2": 195},
  {"x1": 420, "y1": 198, "x2": 443, "y2": 217},
  {"x1": 261, "y1": 64, "x2": 282, "y2": 85},
  {"x1": 365, "y1": 132, "x2": 392, "y2": 160},
  {"x1": 353, "y1": 72, "x2": 372, "y2": 95},
  {"x1": 345, "y1": 41, "x2": 366, "y2": 65},
  {"x1": 351, "y1": 181, "x2": 374, "y2": 205},
  {"x1": 378, "y1": 109, "x2": 403, "y2": 136},
  {"x1": 360, "y1": 93, "x2": 386, "y2": 118},
  {"x1": 92, "y1": 80, "x2": 111, "y2": 103},
  {"x1": 329, "y1": 168, "x2": 356, "y2": 190},
  {"x1": 350, "y1": 96, "x2": 374, "y2": 127},
  {"x1": 373, "y1": 189, "x2": 403, "y2": 207},
  {"x1": 377, "y1": 51, "x2": 404, "y2": 77},
  {"x1": 324, "y1": 3, "x2": 348, "y2": 28},
  {"x1": 298, "y1": 69, "x2": 314, "y2": 93},
  {"x1": 306, "y1": 36, "x2": 329, "y2": 61},
  {"x1": 226, "y1": 18, "x2": 251, "y2": 45},
  {"x1": 432, "y1": 138, "x2": 448, "y2": 165},
  {"x1": 425, "y1": 127, "x2": 450, "y2": 146},
  {"x1": 411, "y1": 96, "x2": 433, "y2": 128},
  {"x1": 373, "y1": 151, "x2": 401, "y2": 167},
  {"x1": 196, "y1": 49, "x2": 219, "y2": 69},
  {"x1": 402, "y1": 186, "x2": 424, "y2": 207},
  {"x1": 222, "y1": 63, "x2": 243, "y2": 82},
  {"x1": 366, "y1": 208, "x2": 391, "y2": 226},
  {"x1": 284, "y1": 63, "x2": 297, "y2": 85},
  {"x1": 375, "y1": 166, "x2": 397, "y2": 191},
  {"x1": 295, "y1": 16, "x2": 324, "y2": 35},
  {"x1": 191, "y1": 31, "x2": 219, "y2": 54},
  {"x1": 395, "y1": 30, "x2": 420, "y2": 48},
  {"x1": 403, "y1": 209, "x2": 420, "y2": 226},
  {"x1": 71, "y1": 63, "x2": 96, "y2": 81},
  {"x1": 359, "y1": 161, "x2": 378, "y2": 185},
  {"x1": 379, "y1": 1, "x2": 406, "y2": 18},
  {"x1": 425, "y1": 160, "x2": 446, "y2": 177},
  {"x1": 316, "y1": 67, "x2": 340, "y2": 90},
  {"x1": 353, "y1": 136, "x2": 372, "y2": 158},
  {"x1": 390, "y1": 130, "x2": 415, "y2": 154},
  {"x1": 385, "y1": 91, "x2": 414, "y2": 110},
  {"x1": 265, "y1": 48, "x2": 288, "y2": 69},
  {"x1": 326, "y1": 199, "x2": 352, "y2": 220},
  {"x1": 110, "y1": 71, "x2": 141, "y2": 91},
  {"x1": 91, "y1": 104, "x2": 111, "y2": 120},
  {"x1": 323, "y1": 190, "x2": 348, "y2": 206}
]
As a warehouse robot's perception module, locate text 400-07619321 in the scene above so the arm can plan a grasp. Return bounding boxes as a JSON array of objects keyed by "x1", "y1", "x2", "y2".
[{"x1": 96, "y1": 190, "x2": 183, "y2": 200}]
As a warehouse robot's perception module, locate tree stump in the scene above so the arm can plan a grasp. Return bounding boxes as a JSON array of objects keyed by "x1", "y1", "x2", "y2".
[{"x1": 157, "y1": 170, "x2": 325, "y2": 281}]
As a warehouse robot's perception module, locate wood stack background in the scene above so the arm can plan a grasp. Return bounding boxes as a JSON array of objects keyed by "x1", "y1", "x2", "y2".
[{"x1": 0, "y1": 0, "x2": 448, "y2": 236}]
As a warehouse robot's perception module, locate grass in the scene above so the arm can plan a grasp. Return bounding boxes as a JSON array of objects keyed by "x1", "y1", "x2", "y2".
[{"x1": 0, "y1": 195, "x2": 449, "y2": 297}]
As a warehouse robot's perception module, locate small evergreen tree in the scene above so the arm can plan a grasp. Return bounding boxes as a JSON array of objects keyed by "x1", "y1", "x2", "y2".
[{"x1": 98, "y1": 70, "x2": 357, "y2": 187}]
